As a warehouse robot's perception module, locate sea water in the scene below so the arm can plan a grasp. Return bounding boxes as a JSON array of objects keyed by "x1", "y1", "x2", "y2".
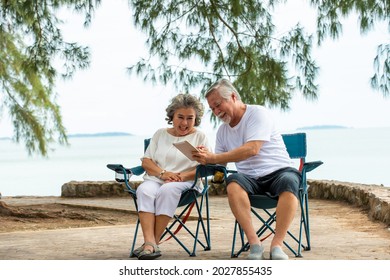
[
  {"x1": 0, "y1": 127, "x2": 389, "y2": 197},
  {"x1": 299, "y1": 127, "x2": 390, "y2": 187}
]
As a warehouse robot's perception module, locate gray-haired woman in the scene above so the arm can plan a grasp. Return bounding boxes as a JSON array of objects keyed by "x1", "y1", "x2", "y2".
[{"x1": 135, "y1": 93, "x2": 211, "y2": 260}]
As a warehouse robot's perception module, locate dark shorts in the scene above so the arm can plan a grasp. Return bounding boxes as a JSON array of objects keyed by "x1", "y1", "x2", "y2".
[{"x1": 226, "y1": 167, "x2": 301, "y2": 199}]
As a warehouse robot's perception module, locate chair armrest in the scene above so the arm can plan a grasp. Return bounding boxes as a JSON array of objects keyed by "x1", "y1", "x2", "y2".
[
  {"x1": 107, "y1": 164, "x2": 132, "y2": 176},
  {"x1": 195, "y1": 164, "x2": 240, "y2": 185},
  {"x1": 189, "y1": 164, "x2": 228, "y2": 188},
  {"x1": 107, "y1": 163, "x2": 145, "y2": 176},
  {"x1": 106, "y1": 164, "x2": 142, "y2": 195},
  {"x1": 130, "y1": 165, "x2": 146, "y2": 176},
  {"x1": 193, "y1": 164, "x2": 226, "y2": 177},
  {"x1": 302, "y1": 161, "x2": 323, "y2": 173}
]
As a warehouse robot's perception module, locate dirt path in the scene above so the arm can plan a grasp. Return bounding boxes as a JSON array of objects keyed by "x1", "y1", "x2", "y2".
[{"x1": 0, "y1": 201, "x2": 136, "y2": 232}]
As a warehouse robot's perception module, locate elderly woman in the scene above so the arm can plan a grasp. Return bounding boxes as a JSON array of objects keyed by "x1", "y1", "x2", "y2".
[{"x1": 134, "y1": 93, "x2": 210, "y2": 260}]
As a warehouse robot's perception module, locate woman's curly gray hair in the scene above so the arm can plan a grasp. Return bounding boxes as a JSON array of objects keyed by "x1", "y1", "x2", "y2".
[{"x1": 165, "y1": 93, "x2": 204, "y2": 126}]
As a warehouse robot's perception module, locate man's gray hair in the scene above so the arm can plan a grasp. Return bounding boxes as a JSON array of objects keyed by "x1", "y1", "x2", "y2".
[{"x1": 204, "y1": 78, "x2": 242, "y2": 101}]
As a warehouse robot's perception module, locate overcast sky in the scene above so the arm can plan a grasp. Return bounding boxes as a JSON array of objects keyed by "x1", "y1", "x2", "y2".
[{"x1": 1, "y1": 0, "x2": 389, "y2": 138}]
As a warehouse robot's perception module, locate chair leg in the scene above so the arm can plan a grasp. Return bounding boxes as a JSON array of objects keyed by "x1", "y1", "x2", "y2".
[
  {"x1": 194, "y1": 195, "x2": 211, "y2": 253},
  {"x1": 232, "y1": 219, "x2": 263, "y2": 258},
  {"x1": 289, "y1": 190, "x2": 311, "y2": 257},
  {"x1": 160, "y1": 204, "x2": 196, "y2": 256},
  {"x1": 129, "y1": 198, "x2": 140, "y2": 258},
  {"x1": 231, "y1": 207, "x2": 308, "y2": 259},
  {"x1": 231, "y1": 221, "x2": 246, "y2": 258},
  {"x1": 189, "y1": 193, "x2": 212, "y2": 256},
  {"x1": 163, "y1": 226, "x2": 193, "y2": 256},
  {"x1": 303, "y1": 193, "x2": 311, "y2": 250},
  {"x1": 191, "y1": 198, "x2": 203, "y2": 256},
  {"x1": 205, "y1": 192, "x2": 211, "y2": 250},
  {"x1": 159, "y1": 193, "x2": 211, "y2": 257},
  {"x1": 130, "y1": 219, "x2": 140, "y2": 258}
]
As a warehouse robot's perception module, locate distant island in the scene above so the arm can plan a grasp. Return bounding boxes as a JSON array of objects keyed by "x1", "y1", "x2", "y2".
[
  {"x1": 0, "y1": 132, "x2": 133, "y2": 141},
  {"x1": 68, "y1": 132, "x2": 133, "y2": 138},
  {"x1": 296, "y1": 125, "x2": 350, "y2": 130}
]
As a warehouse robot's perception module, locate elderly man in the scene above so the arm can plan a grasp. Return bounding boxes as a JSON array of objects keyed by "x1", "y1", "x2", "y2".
[{"x1": 193, "y1": 78, "x2": 301, "y2": 260}]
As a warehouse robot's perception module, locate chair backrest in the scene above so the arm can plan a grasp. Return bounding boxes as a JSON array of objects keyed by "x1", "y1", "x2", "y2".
[
  {"x1": 282, "y1": 133, "x2": 307, "y2": 171},
  {"x1": 282, "y1": 133, "x2": 307, "y2": 158},
  {"x1": 144, "y1": 138, "x2": 151, "y2": 152}
]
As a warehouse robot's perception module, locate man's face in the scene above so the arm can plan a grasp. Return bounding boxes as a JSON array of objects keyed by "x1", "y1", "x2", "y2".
[{"x1": 207, "y1": 91, "x2": 232, "y2": 124}]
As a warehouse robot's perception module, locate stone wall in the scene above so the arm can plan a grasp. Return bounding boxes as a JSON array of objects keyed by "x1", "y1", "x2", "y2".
[
  {"x1": 61, "y1": 180, "x2": 221, "y2": 197},
  {"x1": 307, "y1": 179, "x2": 390, "y2": 226},
  {"x1": 61, "y1": 181, "x2": 140, "y2": 197},
  {"x1": 61, "y1": 179, "x2": 390, "y2": 226}
]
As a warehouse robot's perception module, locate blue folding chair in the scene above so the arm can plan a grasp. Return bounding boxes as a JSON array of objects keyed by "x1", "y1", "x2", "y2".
[
  {"x1": 107, "y1": 138, "x2": 226, "y2": 257},
  {"x1": 230, "y1": 132, "x2": 323, "y2": 258}
]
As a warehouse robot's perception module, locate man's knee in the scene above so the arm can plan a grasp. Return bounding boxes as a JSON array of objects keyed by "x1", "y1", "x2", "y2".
[
  {"x1": 278, "y1": 191, "x2": 299, "y2": 207},
  {"x1": 226, "y1": 181, "x2": 244, "y2": 195},
  {"x1": 280, "y1": 191, "x2": 298, "y2": 199},
  {"x1": 226, "y1": 182, "x2": 250, "y2": 205}
]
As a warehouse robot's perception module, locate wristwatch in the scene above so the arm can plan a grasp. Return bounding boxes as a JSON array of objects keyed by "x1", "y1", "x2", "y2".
[{"x1": 159, "y1": 170, "x2": 166, "y2": 179}]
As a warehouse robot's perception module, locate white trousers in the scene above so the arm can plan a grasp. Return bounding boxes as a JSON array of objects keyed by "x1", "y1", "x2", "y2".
[{"x1": 136, "y1": 180, "x2": 193, "y2": 217}]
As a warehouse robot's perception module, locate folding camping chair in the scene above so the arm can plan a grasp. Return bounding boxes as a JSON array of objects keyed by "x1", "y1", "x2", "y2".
[
  {"x1": 230, "y1": 132, "x2": 323, "y2": 258},
  {"x1": 107, "y1": 138, "x2": 226, "y2": 257}
]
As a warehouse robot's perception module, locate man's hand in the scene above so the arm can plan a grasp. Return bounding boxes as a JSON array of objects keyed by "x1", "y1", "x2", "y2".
[{"x1": 192, "y1": 146, "x2": 214, "y2": 165}]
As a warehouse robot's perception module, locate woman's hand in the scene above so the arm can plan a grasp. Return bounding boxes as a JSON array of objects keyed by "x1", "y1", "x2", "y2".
[{"x1": 161, "y1": 171, "x2": 182, "y2": 182}]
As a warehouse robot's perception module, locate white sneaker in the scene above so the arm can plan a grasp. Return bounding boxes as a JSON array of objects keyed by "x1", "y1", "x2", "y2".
[
  {"x1": 247, "y1": 244, "x2": 265, "y2": 260},
  {"x1": 270, "y1": 247, "x2": 289, "y2": 260}
]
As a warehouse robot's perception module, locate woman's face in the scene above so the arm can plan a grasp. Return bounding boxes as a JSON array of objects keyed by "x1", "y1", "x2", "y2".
[{"x1": 172, "y1": 107, "x2": 197, "y2": 136}]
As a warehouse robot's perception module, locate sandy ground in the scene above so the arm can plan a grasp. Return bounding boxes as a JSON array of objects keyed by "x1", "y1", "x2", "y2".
[
  {"x1": 0, "y1": 201, "x2": 136, "y2": 232},
  {"x1": 1, "y1": 196, "x2": 390, "y2": 260}
]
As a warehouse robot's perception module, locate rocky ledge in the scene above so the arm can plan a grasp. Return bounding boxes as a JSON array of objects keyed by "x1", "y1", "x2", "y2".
[
  {"x1": 61, "y1": 179, "x2": 390, "y2": 226},
  {"x1": 308, "y1": 179, "x2": 390, "y2": 226}
]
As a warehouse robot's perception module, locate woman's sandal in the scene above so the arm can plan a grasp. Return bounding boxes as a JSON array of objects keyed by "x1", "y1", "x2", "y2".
[
  {"x1": 137, "y1": 242, "x2": 162, "y2": 260},
  {"x1": 130, "y1": 244, "x2": 145, "y2": 258}
]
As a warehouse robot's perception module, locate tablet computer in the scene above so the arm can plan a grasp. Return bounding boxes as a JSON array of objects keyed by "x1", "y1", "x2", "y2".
[{"x1": 173, "y1": 140, "x2": 199, "y2": 161}]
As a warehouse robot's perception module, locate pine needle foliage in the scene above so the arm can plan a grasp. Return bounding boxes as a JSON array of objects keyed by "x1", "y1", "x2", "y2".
[
  {"x1": 1, "y1": 0, "x2": 388, "y2": 155},
  {"x1": 128, "y1": 0, "x2": 319, "y2": 110},
  {"x1": 0, "y1": 0, "x2": 101, "y2": 156},
  {"x1": 128, "y1": 0, "x2": 389, "y2": 104},
  {"x1": 312, "y1": 0, "x2": 389, "y2": 96}
]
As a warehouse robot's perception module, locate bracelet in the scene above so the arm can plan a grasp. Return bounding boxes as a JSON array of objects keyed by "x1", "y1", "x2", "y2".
[{"x1": 159, "y1": 170, "x2": 166, "y2": 179}]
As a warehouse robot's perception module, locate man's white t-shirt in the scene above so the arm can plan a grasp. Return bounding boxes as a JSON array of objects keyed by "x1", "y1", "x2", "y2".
[{"x1": 215, "y1": 105, "x2": 293, "y2": 178}]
